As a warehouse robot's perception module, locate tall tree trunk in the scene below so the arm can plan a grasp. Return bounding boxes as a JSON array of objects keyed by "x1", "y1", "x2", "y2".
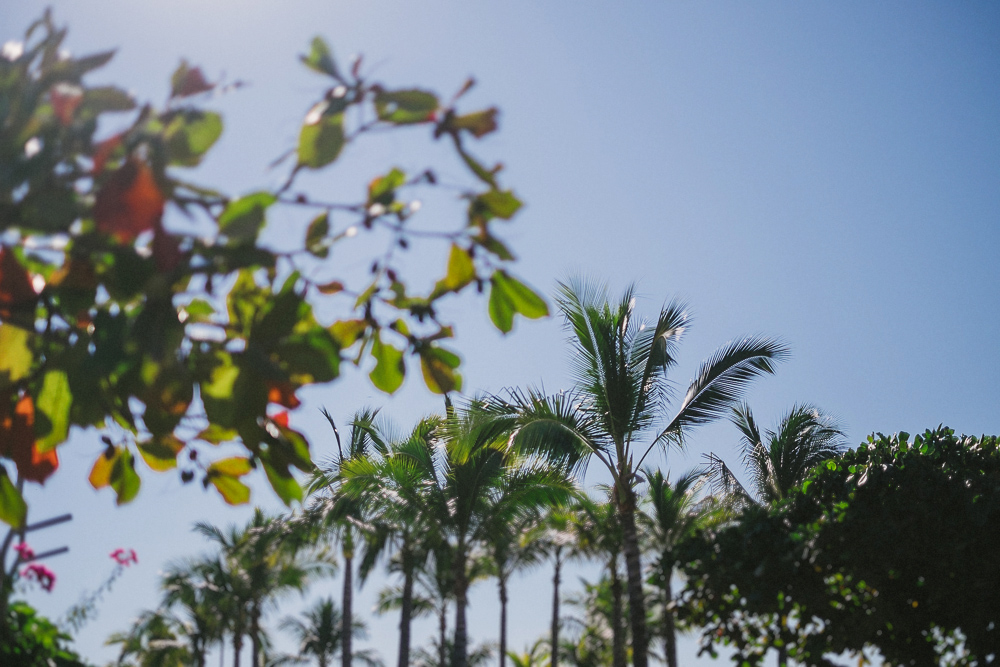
[
  {"x1": 617, "y1": 490, "x2": 649, "y2": 667},
  {"x1": 398, "y1": 557, "x2": 415, "y2": 667},
  {"x1": 233, "y1": 631, "x2": 243, "y2": 667},
  {"x1": 250, "y1": 606, "x2": 261, "y2": 667},
  {"x1": 610, "y1": 559, "x2": 626, "y2": 667},
  {"x1": 438, "y1": 604, "x2": 448, "y2": 667},
  {"x1": 453, "y1": 547, "x2": 469, "y2": 667},
  {"x1": 777, "y1": 646, "x2": 788, "y2": 666},
  {"x1": 661, "y1": 572, "x2": 677, "y2": 667},
  {"x1": 342, "y1": 539, "x2": 354, "y2": 667},
  {"x1": 550, "y1": 548, "x2": 562, "y2": 667},
  {"x1": 499, "y1": 576, "x2": 509, "y2": 667}
]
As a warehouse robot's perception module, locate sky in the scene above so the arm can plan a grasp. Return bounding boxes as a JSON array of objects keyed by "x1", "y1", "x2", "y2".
[{"x1": 2, "y1": 1, "x2": 999, "y2": 665}]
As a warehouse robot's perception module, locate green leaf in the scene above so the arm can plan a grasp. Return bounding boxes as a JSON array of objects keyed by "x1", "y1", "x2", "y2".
[
  {"x1": 137, "y1": 435, "x2": 184, "y2": 472},
  {"x1": 207, "y1": 456, "x2": 253, "y2": 477},
  {"x1": 183, "y1": 298, "x2": 215, "y2": 322},
  {"x1": 330, "y1": 319, "x2": 367, "y2": 347},
  {"x1": 83, "y1": 86, "x2": 136, "y2": 113},
  {"x1": 0, "y1": 470, "x2": 27, "y2": 528},
  {"x1": 197, "y1": 423, "x2": 238, "y2": 444},
  {"x1": 370, "y1": 331, "x2": 405, "y2": 394},
  {"x1": 478, "y1": 190, "x2": 522, "y2": 219},
  {"x1": 488, "y1": 276, "x2": 515, "y2": 334},
  {"x1": 110, "y1": 450, "x2": 141, "y2": 505},
  {"x1": 306, "y1": 212, "x2": 330, "y2": 258},
  {"x1": 298, "y1": 110, "x2": 345, "y2": 169},
  {"x1": 419, "y1": 345, "x2": 462, "y2": 395},
  {"x1": 210, "y1": 474, "x2": 251, "y2": 505},
  {"x1": 450, "y1": 108, "x2": 498, "y2": 137},
  {"x1": 375, "y1": 89, "x2": 438, "y2": 124},
  {"x1": 263, "y1": 461, "x2": 303, "y2": 506},
  {"x1": 368, "y1": 168, "x2": 407, "y2": 205},
  {"x1": 0, "y1": 325, "x2": 32, "y2": 389},
  {"x1": 218, "y1": 192, "x2": 277, "y2": 244},
  {"x1": 300, "y1": 36, "x2": 341, "y2": 79},
  {"x1": 442, "y1": 244, "x2": 475, "y2": 292},
  {"x1": 36, "y1": 369, "x2": 71, "y2": 452},
  {"x1": 164, "y1": 110, "x2": 223, "y2": 166}
]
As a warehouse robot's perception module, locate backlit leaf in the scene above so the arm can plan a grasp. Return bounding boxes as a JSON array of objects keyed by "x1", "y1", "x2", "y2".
[
  {"x1": 375, "y1": 89, "x2": 438, "y2": 124},
  {"x1": 137, "y1": 435, "x2": 184, "y2": 472},
  {"x1": 306, "y1": 212, "x2": 329, "y2": 257},
  {"x1": 170, "y1": 60, "x2": 214, "y2": 98},
  {"x1": 218, "y1": 192, "x2": 276, "y2": 244},
  {"x1": 94, "y1": 159, "x2": 165, "y2": 242},
  {"x1": 370, "y1": 331, "x2": 405, "y2": 394},
  {"x1": 300, "y1": 37, "x2": 341, "y2": 79},
  {"x1": 36, "y1": 370, "x2": 71, "y2": 452},
  {"x1": 0, "y1": 325, "x2": 33, "y2": 388},
  {"x1": 298, "y1": 110, "x2": 344, "y2": 169},
  {"x1": 210, "y1": 474, "x2": 251, "y2": 505},
  {"x1": 207, "y1": 456, "x2": 253, "y2": 477},
  {"x1": 0, "y1": 470, "x2": 27, "y2": 528},
  {"x1": 419, "y1": 345, "x2": 462, "y2": 394}
]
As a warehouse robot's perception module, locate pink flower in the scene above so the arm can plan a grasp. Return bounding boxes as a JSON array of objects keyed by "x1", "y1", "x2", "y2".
[
  {"x1": 13, "y1": 542, "x2": 34, "y2": 561},
  {"x1": 21, "y1": 563, "x2": 56, "y2": 592},
  {"x1": 110, "y1": 548, "x2": 138, "y2": 566}
]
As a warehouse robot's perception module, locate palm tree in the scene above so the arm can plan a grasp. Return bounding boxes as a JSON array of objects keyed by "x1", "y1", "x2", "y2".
[
  {"x1": 508, "y1": 639, "x2": 549, "y2": 667},
  {"x1": 525, "y1": 505, "x2": 581, "y2": 667},
  {"x1": 437, "y1": 401, "x2": 575, "y2": 667},
  {"x1": 571, "y1": 495, "x2": 626, "y2": 667},
  {"x1": 193, "y1": 510, "x2": 318, "y2": 667},
  {"x1": 160, "y1": 559, "x2": 227, "y2": 667},
  {"x1": 338, "y1": 416, "x2": 444, "y2": 667},
  {"x1": 280, "y1": 597, "x2": 381, "y2": 667},
  {"x1": 484, "y1": 513, "x2": 545, "y2": 667},
  {"x1": 705, "y1": 403, "x2": 846, "y2": 507},
  {"x1": 307, "y1": 408, "x2": 391, "y2": 667},
  {"x1": 703, "y1": 403, "x2": 844, "y2": 667},
  {"x1": 639, "y1": 469, "x2": 720, "y2": 667},
  {"x1": 493, "y1": 279, "x2": 789, "y2": 667},
  {"x1": 106, "y1": 609, "x2": 191, "y2": 667}
]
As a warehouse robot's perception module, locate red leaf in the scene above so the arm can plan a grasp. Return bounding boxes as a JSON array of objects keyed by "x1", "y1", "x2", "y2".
[
  {"x1": 174, "y1": 67, "x2": 214, "y2": 98},
  {"x1": 94, "y1": 159, "x2": 165, "y2": 242},
  {"x1": 50, "y1": 83, "x2": 83, "y2": 126},
  {"x1": 0, "y1": 248, "x2": 38, "y2": 325},
  {"x1": 267, "y1": 382, "x2": 301, "y2": 409},
  {"x1": 0, "y1": 393, "x2": 58, "y2": 484},
  {"x1": 92, "y1": 134, "x2": 123, "y2": 175},
  {"x1": 271, "y1": 411, "x2": 290, "y2": 428}
]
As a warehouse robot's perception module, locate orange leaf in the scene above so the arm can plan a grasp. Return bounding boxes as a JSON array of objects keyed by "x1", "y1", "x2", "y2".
[
  {"x1": 267, "y1": 381, "x2": 301, "y2": 409},
  {"x1": 0, "y1": 394, "x2": 57, "y2": 484},
  {"x1": 94, "y1": 159, "x2": 165, "y2": 243},
  {"x1": 271, "y1": 411, "x2": 289, "y2": 428}
]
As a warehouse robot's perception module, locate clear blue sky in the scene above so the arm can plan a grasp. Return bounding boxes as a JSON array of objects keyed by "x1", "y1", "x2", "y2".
[{"x1": 3, "y1": 1, "x2": 998, "y2": 665}]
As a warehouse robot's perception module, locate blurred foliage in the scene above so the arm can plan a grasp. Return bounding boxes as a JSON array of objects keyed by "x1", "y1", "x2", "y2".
[
  {"x1": 1, "y1": 599, "x2": 93, "y2": 666},
  {"x1": 0, "y1": 10, "x2": 547, "y2": 521},
  {"x1": 679, "y1": 427, "x2": 1000, "y2": 666}
]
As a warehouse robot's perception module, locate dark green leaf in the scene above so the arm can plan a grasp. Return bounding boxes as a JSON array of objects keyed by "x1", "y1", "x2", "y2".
[
  {"x1": 218, "y1": 192, "x2": 276, "y2": 244},
  {"x1": 0, "y1": 470, "x2": 27, "y2": 528},
  {"x1": 300, "y1": 36, "x2": 341, "y2": 79},
  {"x1": 306, "y1": 212, "x2": 330, "y2": 258},
  {"x1": 298, "y1": 110, "x2": 344, "y2": 168},
  {"x1": 375, "y1": 89, "x2": 438, "y2": 124}
]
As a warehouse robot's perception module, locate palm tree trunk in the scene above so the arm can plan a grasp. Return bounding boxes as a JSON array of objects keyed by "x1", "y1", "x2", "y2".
[
  {"x1": 438, "y1": 604, "x2": 448, "y2": 667},
  {"x1": 617, "y1": 491, "x2": 649, "y2": 667},
  {"x1": 250, "y1": 606, "x2": 261, "y2": 667},
  {"x1": 661, "y1": 573, "x2": 677, "y2": 667},
  {"x1": 398, "y1": 559, "x2": 415, "y2": 667},
  {"x1": 342, "y1": 546, "x2": 354, "y2": 667},
  {"x1": 499, "y1": 576, "x2": 509, "y2": 667},
  {"x1": 453, "y1": 548, "x2": 470, "y2": 667},
  {"x1": 233, "y1": 632, "x2": 243, "y2": 667},
  {"x1": 550, "y1": 548, "x2": 562, "y2": 667},
  {"x1": 610, "y1": 559, "x2": 626, "y2": 667}
]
